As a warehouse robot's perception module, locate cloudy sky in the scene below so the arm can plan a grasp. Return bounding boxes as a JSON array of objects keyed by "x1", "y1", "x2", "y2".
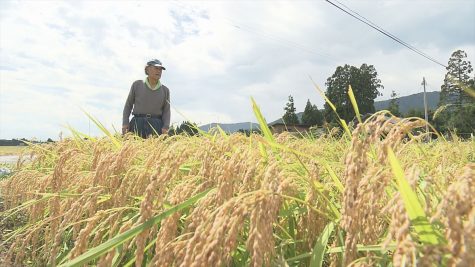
[{"x1": 0, "y1": 0, "x2": 474, "y2": 140}]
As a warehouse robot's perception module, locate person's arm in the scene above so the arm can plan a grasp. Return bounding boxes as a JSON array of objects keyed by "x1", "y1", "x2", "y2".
[
  {"x1": 161, "y1": 87, "x2": 171, "y2": 134},
  {"x1": 122, "y1": 83, "x2": 135, "y2": 134}
]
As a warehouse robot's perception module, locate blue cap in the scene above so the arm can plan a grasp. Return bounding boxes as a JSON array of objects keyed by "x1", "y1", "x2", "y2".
[{"x1": 146, "y1": 59, "x2": 166, "y2": 70}]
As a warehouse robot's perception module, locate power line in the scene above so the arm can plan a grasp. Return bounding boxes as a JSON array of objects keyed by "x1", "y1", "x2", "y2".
[
  {"x1": 334, "y1": 0, "x2": 422, "y2": 54},
  {"x1": 222, "y1": 17, "x2": 335, "y2": 60},
  {"x1": 325, "y1": 0, "x2": 447, "y2": 68}
]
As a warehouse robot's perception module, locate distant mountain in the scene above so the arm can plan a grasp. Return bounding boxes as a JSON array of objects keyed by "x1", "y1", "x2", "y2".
[
  {"x1": 199, "y1": 91, "x2": 441, "y2": 133},
  {"x1": 199, "y1": 122, "x2": 260, "y2": 133},
  {"x1": 374, "y1": 91, "x2": 440, "y2": 114}
]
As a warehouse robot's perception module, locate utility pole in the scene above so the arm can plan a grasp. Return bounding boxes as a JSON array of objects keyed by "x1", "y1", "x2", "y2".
[{"x1": 422, "y1": 77, "x2": 429, "y2": 135}]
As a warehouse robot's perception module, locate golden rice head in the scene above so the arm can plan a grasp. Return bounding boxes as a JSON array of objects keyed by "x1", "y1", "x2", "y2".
[{"x1": 432, "y1": 163, "x2": 475, "y2": 266}]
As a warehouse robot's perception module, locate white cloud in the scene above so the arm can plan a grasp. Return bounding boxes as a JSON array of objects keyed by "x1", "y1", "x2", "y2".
[{"x1": 0, "y1": 0, "x2": 474, "y2": 140}]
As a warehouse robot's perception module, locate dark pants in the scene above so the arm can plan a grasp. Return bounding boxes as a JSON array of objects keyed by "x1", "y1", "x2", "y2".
[{"x1": 129, "y1": 116, "x2": 163, "y2": 138}]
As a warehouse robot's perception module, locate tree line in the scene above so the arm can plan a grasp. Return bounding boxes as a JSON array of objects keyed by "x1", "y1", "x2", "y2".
[
  {"x1": 281, "y1": 49, "x2": 474, "y2": 136},
  {"x1": 170, "y1": 50, "x2": 473, "y2": 137}
]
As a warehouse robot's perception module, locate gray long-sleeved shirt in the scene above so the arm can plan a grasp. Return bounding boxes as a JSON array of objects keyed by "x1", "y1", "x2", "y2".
[{"x1": 122, "y1": 80, "x2": 171, "y2": 128}]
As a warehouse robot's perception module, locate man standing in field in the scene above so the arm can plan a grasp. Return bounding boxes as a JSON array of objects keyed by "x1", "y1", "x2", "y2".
[{"x1": 122, "y1": 59, "x2": 171, "y2": 138}]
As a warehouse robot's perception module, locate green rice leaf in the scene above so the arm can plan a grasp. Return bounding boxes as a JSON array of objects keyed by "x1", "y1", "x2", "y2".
[
  {"x1": 251, "y1": 97, "x2": 274, "y2": 143},
  {"x1": 326, "y1": 243, "x2": 397, "y2": 253},
  {"x1": 58, "y1": 188, "x2": 214, "y2": 267},
  {"x1": 347, "y1": 85, "x2": 362, "y2": 124},
  {"x1": 83, "y1": 110, "x2": 121, "y2": 149},
  {"x1": 258, "y1": 142, "x2": 269, "y2": 160},
  {"x1": 322, "y1": 162, "x2": 344, "y2": 193},
  {"x1": 309, "y1": 77, "x2": 351, "y2": 138},
  {"x1": 387, "y1": 147, "x2": 444, "y2": 245},
  {"x1": 257, "y1": 137, "x2": 344, "y2": 194},
  {"x1": 310, "y1": 221, "x2": 335, "y2": 267},
  {"x1": 310, "y1": 77, "x2": 337, "y2": 112},
  {"x1": 122, "y1": 236, "x2": 158, "y2": 267},
  {"x1": 216, "y1": 125, "x2": 229, "y2": 139},
  {"x1": 339, "y1": 119, "x2": 352, "y2": 138},
  {"x1": 65, "y1": 124, "x2": 88, "y2": 148},
  {"x1": 179, "y1": 162, "x2": 201, "y2": 174}
]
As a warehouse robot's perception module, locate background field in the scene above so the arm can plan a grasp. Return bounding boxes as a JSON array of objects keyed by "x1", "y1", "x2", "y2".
[{"x1": 0, "y1": 146, "x2": 27, "y2": 156}]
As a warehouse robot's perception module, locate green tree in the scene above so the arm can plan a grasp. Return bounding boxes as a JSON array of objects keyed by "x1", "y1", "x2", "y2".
[
  {"x1": 405, "y1": 108, "x2": 424, "y2": 118},
  {"x1": 301, "y1": 99, "x2": 323, "y2": 126},
  {"x1": 405, "y1": 108, "x2": 438, "y2": 127},
  {"x1": 388, "y1": 90, "x2": 401, "y2": 116},
  {"x1": 434, "y1": 104, "x2": 475, "y2": 136},
  {"x1": 437, "y1": 50, "x2": 475, "y2": 136},
  {"x1": 237, "y1": 128, "x2": 262, "y2": 136},
  {"x1": 282, "y1": 95, "x2": 299, "y2": 124},
  {"x1": 440, "y1": 50, "x2": 474, "y2": 106},
  {"x1": 324, "y1": 64, "x2": 383, "y2": 122}
]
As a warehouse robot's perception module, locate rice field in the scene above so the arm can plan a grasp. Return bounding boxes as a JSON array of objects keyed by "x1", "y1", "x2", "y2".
[
  {"x1": 0, "y1": 109, "x2": 474, "y2": 266},
  {"x1": 0, "y1": 146, "x2": 27, "y2": 156}
]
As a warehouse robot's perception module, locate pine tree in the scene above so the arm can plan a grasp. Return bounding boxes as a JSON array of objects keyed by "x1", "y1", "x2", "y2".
[
  {"x1": 437, "y1": 50, "x2": 475, "y2": 135},
  {"x1": 282, "y1": 95, "x2": 299, "y2": 124},
  {"x1": 440, "y1": 50, "x2": 474, "y2": 106},
  {"x1": 388, "y1": 90, "x2": 400, "y2": 116},
  {"x1": 302, "y1": 99, "x2": 323, "y2": 126}
]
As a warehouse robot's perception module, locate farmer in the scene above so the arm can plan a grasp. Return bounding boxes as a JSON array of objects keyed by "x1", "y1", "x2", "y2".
[{"x1": 122, "y1": 59, "x2": 171, "y2": 138}]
